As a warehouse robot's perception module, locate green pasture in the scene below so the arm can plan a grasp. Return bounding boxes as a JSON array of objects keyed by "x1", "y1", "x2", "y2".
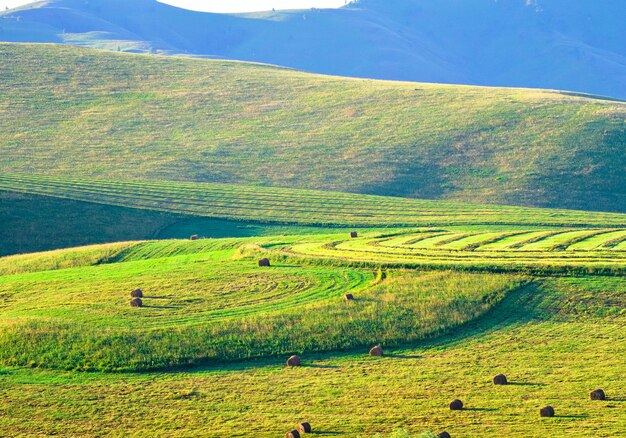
[
  {"x1": 0, "y1": 41, "x2": 625, "y2": 438},
  {"x1": 0, "y1": 238, "x2": 517, "y2": 372},
  {"x1": 1, "y1": 43, "x2": 625, "y2": 213},
  {"x1": 0, "y1": 274, "x2": 623, "y2": 437}
]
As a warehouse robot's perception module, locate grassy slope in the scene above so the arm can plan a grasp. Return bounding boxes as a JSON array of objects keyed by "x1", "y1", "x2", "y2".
[
  {"x1": 0, "y1": 190, "x2": 183, "y2": 256},
  {"x1": 0, "y1": 190, "x2": 329, "y2": 256},
  {"x1": 1, "y1": 43, "x2": 625, "y2": 213},
  {"x1": 0, "y1": 227, "x2": 624, "y2": 372},
  {"x1": 0, "y1": 275, "x2": 623, "y2": 437},
  {"x1": 0, "y1": 237, "x2": 517, "y2": 371},
  {"x1": 281, "y1": 229, "x2": 626, "y2": 275},
  {"x1": 3, "y1": 171, "x2": 626, "y2": 256},
  {"x1": 0, "y1": 40, "x2": 624, "y2": 438},
  {"x1": 3, "y1": 173, "x2": 626, "y2": 228}
]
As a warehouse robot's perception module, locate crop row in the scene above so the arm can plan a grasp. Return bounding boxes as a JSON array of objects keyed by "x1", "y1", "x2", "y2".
[
  {"x1": 2, "y1": 173, "x2": 626, "y2": 228},
  {"x1": 279, "y1": 231, "x2": 626, "y2": 274}
]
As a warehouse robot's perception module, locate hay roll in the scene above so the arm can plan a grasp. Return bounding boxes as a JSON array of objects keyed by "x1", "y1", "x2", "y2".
[
  {"x1": 130, "y1": 288, "x2": 143, "y2": 298},
  {"x1": 540, "y1": 406, "x2": 555, "y2": 417},
  {"x1": 297, "y1": 422, "x2": 312, "y2": 433},
  {"x1": 286, "y1": 355, "x2": 301, "y2": 367},
  {"x1": 449, "y1": 399, "x2": 463, "y2": 410},
  {"x1": 590, "y1": 389, "x2": 606, "y2": 400},
  {"x1": 369, "y1": 345, "x2": 383, "y2": 357},
  {"x1": 130, "y1": 298, "x2": 143, "y2": 308},
  {"x1": 258, "y1": 258, "x2": 271, "y2": 267},
  {"x1": 285, "y1": 430, "x2": 301, "y2": 438},
  {"x1": 493, "y1": 374, "x2": 508, "y2": 385},
  {"x1": 437, "y1": 432, "x2": 451, "y2": 438},
  {"x1": 350, "y1": 231, "x2": 358, "y2": 238}
]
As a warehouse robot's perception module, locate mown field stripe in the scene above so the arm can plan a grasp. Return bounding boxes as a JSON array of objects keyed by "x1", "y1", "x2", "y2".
[{"x1": 2, "y1": 173, "x2": 626, "y2": 228}]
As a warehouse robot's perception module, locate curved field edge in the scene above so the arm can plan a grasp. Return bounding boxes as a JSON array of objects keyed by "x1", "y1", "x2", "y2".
[
  {"x1": 272, "y1": 231, "x2": 626, "y2": 276},
  {"x1": 0, "y1": 249, "x2": 519, "y2": 371},
  {"x1": 0, "y1": 276, "x2": 623, "y2": 436}
]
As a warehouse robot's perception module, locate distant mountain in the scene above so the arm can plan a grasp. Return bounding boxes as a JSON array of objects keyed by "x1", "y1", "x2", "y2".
[{"x1": 0, "y1": 0, "x2": 625, "y2": 98}]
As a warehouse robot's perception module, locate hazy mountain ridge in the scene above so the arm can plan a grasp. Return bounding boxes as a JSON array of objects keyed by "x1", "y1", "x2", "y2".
[{"x1": 1, "y1": 0, "x2": 625, "y2": 98}]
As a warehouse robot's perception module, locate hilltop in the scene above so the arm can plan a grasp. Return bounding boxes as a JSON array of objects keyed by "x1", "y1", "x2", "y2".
[
  {"x1": 1, "y1": 43, "x2": 625, "y2": 217},
  {"x1": 0, "y1": 0, "x2": 625, "y2": 98}
]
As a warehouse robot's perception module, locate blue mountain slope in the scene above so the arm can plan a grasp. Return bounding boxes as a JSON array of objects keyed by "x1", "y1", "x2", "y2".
[{"x1": 0, "y1": 0, "x2": 625, "y2": 98}]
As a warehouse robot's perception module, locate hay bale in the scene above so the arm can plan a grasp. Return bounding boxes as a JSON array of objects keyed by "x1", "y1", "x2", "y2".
[
  {"x1": 350, "y1": 231, "x2": 358, "y2": 238},
  {"x1": 130, "y1": 298, "x2": 143, "y2": 308},
  {"x1": 297, "y1": 422, "x2": 312, "y2": 434},
  {"x1": 493, "y1": 374, "x2": 508, "y2": 385},
  {"x1": 590, "y1": 389, "x2": 606, "y2": 400},
  {"x1": 285, "y1": 430, "x2": 300, "y2": 438},
  {"x1": 190, "y1": 235, "x2": 199, "y2": 241},
  {"x1": 130, "y1": 288, "x2": 143, "y2": 298},
  {"x1": 286, "y1": 355, "x2": 301, "y2": 367},
  {"x1": 344, "y1": 293, "x2": 354, "y2": 301},
  {"x1": 540, "y1": 406, "x2": 555, "y2": 417},
  {"x1": 369, "y1": 345, "x2": 383, "y2": 357},
  {"x1": 437, "y1": 432, "x2": 451, "y2": 438},
  {"x1": 449, "y1": 399, "x2": 463, "y2": 410},
  {"x1": 258, "y1": 258, "x2": 271, "y2": 267}
]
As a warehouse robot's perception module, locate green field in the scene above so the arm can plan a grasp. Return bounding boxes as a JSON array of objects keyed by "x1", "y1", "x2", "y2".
[
  {"x1": 4, "y1": 171, "x2": 626, "y2": 257},
  {"x1": 1, "y1": 43, "x2": 625, "y2": 214},
  {"x1": 1, "y1": 42, "x2": 626, "y2": 437},
  {"x1": 0, "y1": 236, "x2": 519, "y2": 372},
  {"x1": 281, "y1": 228, "x2": 626, "y2": 274},
  {"x1": 0, "y1": 235, "x2": 624, "y2": 436}
]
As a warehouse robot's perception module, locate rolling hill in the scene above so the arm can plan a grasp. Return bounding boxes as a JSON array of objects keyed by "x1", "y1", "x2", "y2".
[
  {"x1": 0, "y1": 228, "x2": 625, "y2": 436},
  {"x1": 0, "y1": 0, "x2": 625, "y2": 98},
  {"x1": 1, "y1": 43, "x2": 625, "y2": 216},
  {"x1": 2, "y1": 5, "x2": 626, "y2": 438}
]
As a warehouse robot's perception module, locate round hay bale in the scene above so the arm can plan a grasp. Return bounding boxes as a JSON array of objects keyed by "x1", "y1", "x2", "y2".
[
  {"x1": 350, "y1": 231, "x2": 358, "y2": 238},
  {"x1": 258, "y1": 258, "x2": 271, "y2": 267},
  {"x1": 286, "y1": 355, "x2": 301, "y2": 367},
  {"x1": 285, "y1": 430, "x2": 301, "y2": 438},
  {"x1": 369, "y1": 345, "x2": 383, "y2": 357},
  {"x1": 344, "y1": 293, "x2": 354, "y2": 301},
  {"x1": 130, "y1": 288, "x2": 143, "y2": 298},
  {"x1": 437, "y1": 432, "x2": 451, "y2": 438},
  {"x1": 130, "y1": 297, "x2": 143, "y2": 308},
  {"x1": 493, "y1": 374, "x2": 508, "y2": 385},
  {"x1": 590, "y1": 389, "x2": 606, "y2": 400},
  {"x1": 297, "y1": 422, "x2": 312, "y2": 434},
  {"x1": 540, "y1": 406, "x2": 555, "y2": 417},
  {"x1": 190, "y1": 234, "x2": 199, "y2": 241},
  {"x1": 449, "y1": 399, "x2": 464, "y2": 410}
]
